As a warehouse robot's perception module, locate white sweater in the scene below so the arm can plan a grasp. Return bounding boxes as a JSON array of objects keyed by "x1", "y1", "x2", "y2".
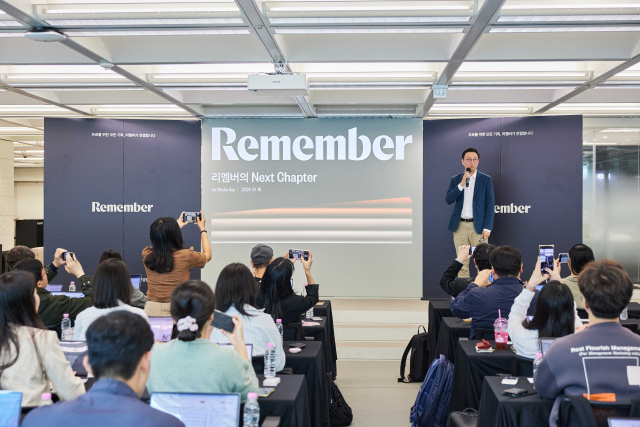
[{"x1": 507, "y1": 289, "x2": 582, "y2": 359}]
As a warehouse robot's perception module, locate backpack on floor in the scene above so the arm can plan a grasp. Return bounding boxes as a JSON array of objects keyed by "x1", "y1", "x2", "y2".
[
  {"x1": 410, "y1": 355, "x2": 455, "y2": 427},
  {"x1": 398, "y1": 325, "x2": 429, "y2": 383},
  {"x1": 328, "y1": 374, "x2": 353, "y2": 427}
]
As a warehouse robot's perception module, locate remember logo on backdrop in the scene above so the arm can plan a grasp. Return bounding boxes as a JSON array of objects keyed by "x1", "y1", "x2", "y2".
[
  {"x1": 495, "y1": 203, "x2": 531, "y2": 214},
  {"x1": 92, "y1": 202, "x2": 153, "y2": 213}
]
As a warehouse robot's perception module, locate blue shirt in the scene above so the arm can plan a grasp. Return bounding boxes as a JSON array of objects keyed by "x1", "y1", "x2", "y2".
[
  {"x1": 450, "y1": 276, "x2": 538, "y2": 339},
  {"x1": 22, "y1": 378, "x2": 184, "y2": 427}
]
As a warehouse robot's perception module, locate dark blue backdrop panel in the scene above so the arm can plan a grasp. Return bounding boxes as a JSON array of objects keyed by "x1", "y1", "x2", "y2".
[
  {"x1": 422, "y1": 116, "x2": 583, "y2": 300},
  {"x1": 122, "y1": 119, "x2": 202, "y2": 279},
  {"x1": 44, "y1": 118, "x2": 125, "y2": 285}
]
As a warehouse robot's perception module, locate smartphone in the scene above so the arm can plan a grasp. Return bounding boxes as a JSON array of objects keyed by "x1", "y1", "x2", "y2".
[
  {"x1": 469, "y1": 246, "x2": 476, "y2": 255},
  {"x1": 62, "y1": 252, "x2": 75, "y2": 261},
  {"x1": 502, "y1": 387, "x2": 528, "y2": 397},
  {"x1": 288, "y1": 249, "x2": 309, "y2": 261},
  {"x1": 489, "y1": 272, "x2": 494, "y2": 283},
  {"x1": 182, "y1": 212, "x2": 201, "y2": 223},
  {"x1": 258, "y1": 387, "x2": 275, "y2": 398},
  {"x1": 211, "y1": 310, "x2": 235, "y2": 333},
  {"x1": 559, "y1": 253, "x2": 569, "y2": 263},
  {"x1": 539, "y1": 245, "x2": 554, "y2": 273}
]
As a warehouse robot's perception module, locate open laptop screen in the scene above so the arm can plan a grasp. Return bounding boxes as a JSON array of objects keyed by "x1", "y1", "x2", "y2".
[
  {"x1": 130, "y1": 275, "x2": 141, "y2": 290},
  {"x1": 51, "y1": 291, "x2": 84, "y2": 298},
  {"x1": 149, "y1": 317, "x2": 174, "y2": 342},
  {"x1": 59, "y1": 341, "x2": 89, "y2": 376},
  {"x1": 609, "y1": 418, "x2": 640, "y2": 427},
  {"x1": 539, "y1": 337, "x2": 557, "y2": 357},
  {"x1": 218, "y1": 343, "x2": 253, "y2": 359},
  {"x1": 150, "y1": 392, "x2": 241, "y2": 427},
  {"x1": 46, "y1": 284, "x2": 63, "y2": 292},
  {"x1": 0, "y1": 391, "x2": 22, "y2": 427}
]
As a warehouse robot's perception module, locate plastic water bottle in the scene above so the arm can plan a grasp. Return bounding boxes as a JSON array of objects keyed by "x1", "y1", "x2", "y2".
[
  {"x1": 69, "y1": 281, "x2": 76, "y2": 292},
  {"x1": 276, "y1": 319, "x2": 283, "y2": 343},
  {"x1": 61, "y1": 313, "x2": 72, "y2": 341},
  {"x1": 40, "y1": 393, "x2": 53, "y2": 406},
  {"x1": 243, "y1": 392, "x2": 259, "y2": 427},
  {"x1": 264, "y1": 343, "x2": 276, "y2": 378},
  {"x1": 532, "y1": 353, "x2": 543, "y2": 388},
  {"x1": 306, "y1": 306, "x2": 314, "y2": 319},
  {"x1": 621, "y1": 306, "x2": 629, "y2": 320}
]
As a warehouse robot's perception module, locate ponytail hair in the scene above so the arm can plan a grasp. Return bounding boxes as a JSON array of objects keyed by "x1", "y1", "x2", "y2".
[{"x1": 170, "y1": 280, "x2": 215, "y2": 342}]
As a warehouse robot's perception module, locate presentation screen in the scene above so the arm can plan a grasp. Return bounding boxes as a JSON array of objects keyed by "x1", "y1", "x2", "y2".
[{"x1": 201, "y1": 119, "x2": 423, "y2": 298}]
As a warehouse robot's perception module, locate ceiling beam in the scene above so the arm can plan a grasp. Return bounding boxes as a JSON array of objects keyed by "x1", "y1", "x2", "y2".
[
  {"x1": 1, "y1": 84, "x2": 94, "y2": 116},
  {"x1": 417, "y1": 0, "x2": 507, "y2": 118},
  {"x1": 535, "y1": 52, "x2": 640, "y2": 114}
]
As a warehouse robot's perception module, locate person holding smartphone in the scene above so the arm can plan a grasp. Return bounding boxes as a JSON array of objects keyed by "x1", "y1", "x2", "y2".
[{"x1": 562, "y1": 244, "x2": 595, "y2": 310}]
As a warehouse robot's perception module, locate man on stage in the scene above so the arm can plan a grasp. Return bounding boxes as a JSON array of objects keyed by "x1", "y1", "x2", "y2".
[{"x1": 445, "y1": 148, "x2": 495, "y2": 278}]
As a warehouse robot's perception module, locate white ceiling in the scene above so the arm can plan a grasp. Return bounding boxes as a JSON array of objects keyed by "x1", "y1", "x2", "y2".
[{"x1": 2, "y1": 0, "x2": 640, "y2": 166}]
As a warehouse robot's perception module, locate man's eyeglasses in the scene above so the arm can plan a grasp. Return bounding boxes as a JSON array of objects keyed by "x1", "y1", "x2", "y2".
[{"x1": 464, "y1": 158, "x2": 479, "y2": 163}]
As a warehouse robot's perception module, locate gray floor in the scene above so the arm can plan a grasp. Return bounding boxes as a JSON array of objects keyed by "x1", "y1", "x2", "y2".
[{"x1": 335, "y1": 360, "x2": 420, "y2": 427}]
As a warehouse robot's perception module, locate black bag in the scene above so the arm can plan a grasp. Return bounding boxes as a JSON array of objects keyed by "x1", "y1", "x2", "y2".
[
  {"x1": 446, "y1": 408, "x2": 478, "y2": 427},
  {"x1": 328, "y1": 375, "x2": 353, "y2": 427},
  {"x1": 399, "y1": 325, "x2": 429, "y2": 383}
]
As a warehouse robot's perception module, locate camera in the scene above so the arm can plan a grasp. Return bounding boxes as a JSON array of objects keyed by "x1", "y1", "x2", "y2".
[{"x1": 183, "y1": 212, "x2": 202, "y2": 223}]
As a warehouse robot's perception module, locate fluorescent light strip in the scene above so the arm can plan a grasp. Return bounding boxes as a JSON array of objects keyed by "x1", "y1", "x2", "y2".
[
  {"x1": 6, "y1": 74, "x2": 125, "y2": 80},
  {"x1": 269, "y1": 6, "x2": 471, "y2": 12},
  {"x1": 15, "y1": 150, "x2": 44, "y2": 152},
  {"x1": 0, "y1": 33, "x2": 25, "y2": 37},
  {"x1": 269, "y1": 17, "x2": 470, "y2": 23},
  {"x1": 490, "y1": 26, "x2": 640, "y2": 32},
  {"x1": 498, "y1": 15, "x2": 640, "y2": 23},
  {"x1": 68, "y1": 29, "x2": 250, "y2": 36},
  {"x1": 502, "y1": 4, "x2": 640, "y2": 10},
  {"x1": 45, "y1": 18, "x2": 244, "y2": 25},
  {"x1": 0, "y1": 20, "x2": 21, "y2": 26},
  {"x1": 0, "y1": 127, "x2": 42, "y2": 132},
  {"x1": 455, "y1": 72, "x2": 587, "y2": 78},
  {"x1": 449, "y1": 85, "x2": 576, "y2": 90},
  {"x1": 274, "y1": 28, "x2": 464, "y2": 34},
  {"x1": 45, "y1": 7, "x2": 239, "y2": 13},
  {"x1": 599, "y1": 129, "x2": 640, "y2": 132}
]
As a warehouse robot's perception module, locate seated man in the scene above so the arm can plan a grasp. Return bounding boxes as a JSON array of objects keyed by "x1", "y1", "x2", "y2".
[
  {"x1": 22, "y1": 311, "x2": 184, "y2": 427},
  {"x1": 562, "y1": 243, "x2": 595, "y2": 310},
  {"x1": 440, "y1": 244, "x2": 496, "y2": 298},
  {"x1": 6, "y1": 246, "x2": 66, "y2": 282},
  {"x1": 535, "y1": 260, "x2": 640, "y2": 418},
  {"x1": 13, "y1": 258, "x2": 92, "y2": 328},
  {"x1": 251, "y1": 243, "x2": 273, "y2": 284},
  {"x1": 450, "y1": 245, "x2": 536, "y2": 339}
]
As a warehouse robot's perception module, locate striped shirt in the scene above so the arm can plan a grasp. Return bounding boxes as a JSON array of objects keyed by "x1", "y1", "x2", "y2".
[{"x1": 209, "y1": 304, "x2": 286, "y2": 372}]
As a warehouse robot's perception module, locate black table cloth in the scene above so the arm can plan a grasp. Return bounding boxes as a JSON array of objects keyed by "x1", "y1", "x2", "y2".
[
  {"x1": 626, "y1": 302, "x2": 640, "y2": 319},
  {"x1": 435, "y1": 317, "x2": 470, "y2": 363},
  {"x1": 450, "y1": 340, "x2": 532, "y2": 412},
  {"x1": 427, "y1": 300, "x2": 453, "y2": 366},
  {"x1": 256, "y1": 374, "x2": 312, "y2": 427},
  {"x1": 302, "y1": 316, "x2": 336, "y2": 380},
  {"x1": 477, "y1": 376, "x2": 552, "y2": 427},
  {"x1": 254, "y1": 341, "x2": 329, "y2": 427},
  {"x1": 312, "y1": 300, "x2": 337, "y2": 378}
]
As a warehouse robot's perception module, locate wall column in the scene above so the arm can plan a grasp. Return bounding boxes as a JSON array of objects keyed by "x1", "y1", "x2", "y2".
[{"x1": 0, "y1": 140, "x2": 14, "y2": 250}]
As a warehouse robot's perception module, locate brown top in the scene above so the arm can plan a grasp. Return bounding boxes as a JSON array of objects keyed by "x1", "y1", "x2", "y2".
[{"x1": 142, "y1": 246, "x2": 207, "y2": 302}]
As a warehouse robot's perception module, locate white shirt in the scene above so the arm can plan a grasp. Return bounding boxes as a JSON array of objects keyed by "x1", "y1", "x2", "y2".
[
  {"x1": 73, "y1": 300, "x2": 149, "y2": 341},
  {"x1": 457, "y1": 170, "x2": 477, "y2": 219},
  {"x1": 507, "y1": 289, "x2": 582, "y2": 359},
  {"x1": 209, "y1": 304, "x2": 286, "y2": 372}
]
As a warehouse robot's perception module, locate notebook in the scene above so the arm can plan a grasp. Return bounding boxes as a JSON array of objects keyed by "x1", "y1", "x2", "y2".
[
  {"x1": 0, "y1": 391, "x2": 22, "y2": 427},
  {"x1": 150, "y1": 392, "x2": 241, "y2": 427}
]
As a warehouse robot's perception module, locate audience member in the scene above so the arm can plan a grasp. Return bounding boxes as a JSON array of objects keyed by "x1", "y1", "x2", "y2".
[
  {"x1": 257, "y1": 253, "x2": 319, "y2": 326},
  {"x1": 562, "y1": 243, "x2": 595, "y2": 310},
  {"x1": 251, "y1": 244, "x2": 274, "y2": 284},
  {"x1": 74, "y1": 259, "x2": 148, "y2": 340},
  {"x1": 146, "y1": 280, "x2": 258, "y2": 401},
  {"x1": 22, "y1": 311, "x2": 184, "y2": 427},
  {"x1": 508, "y1": 259, "x2": 582, "y2": 359},
  {"x1": 450, "y1": 245, "x2": 537, "y2": 339},
  {"x1": 0, "y1": 271, "x2": 84, "y2": 406},
  {"x1": 12, "y1": 258, "x2": 93, "y2": 328},
  {"x1": 142, "y1": 212, "x2": 212, "y2": 317},
  {"x1": 98, "y1": 250, "x2": 147, "y2": 309},
  {"x1": 440, "y1": 244, "x2": 496, "y2": 298},
  {"x1": 535, "y1": 260, "x2": 640, "y2": 423},
  {"x1": 209, "y1": 263, "x2": 285, "y2": 371},
  {"x1": 7, "y1": 246, "x2": 91, "y2": 287}
]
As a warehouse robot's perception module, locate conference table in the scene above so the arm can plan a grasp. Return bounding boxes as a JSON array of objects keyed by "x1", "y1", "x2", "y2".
[
  {"x1": 435, "y1": 317, "x2": 471, "y2": 363},
  {"x1": 449, "y1": 340, "x2": 533, "y2": 413},
  {"x1": 311, "y1": 300, "x2": 338, "y2": 378},
  {"x1": 255, "y1": 374, "x2": 312, "y2": 427},
  {"x1": 477, "y1": 376, "x2": 552, "y2": 427},
  {"x1": 427, "y1": 300, "x2": 453, "y2": 366},
  {"x1": 302, "y1": 316, "x2": 336, "y2": 380}
]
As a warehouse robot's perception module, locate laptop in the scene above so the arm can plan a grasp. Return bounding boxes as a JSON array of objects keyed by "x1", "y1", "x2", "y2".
[
  {"x1": 149, "y1": 317, "x2": 174, "y2": 342},
  {"x1": 51, "y1": 291, "x2": 84, "y2": 298},
  {"x1": 218, "y1": 343, "x2": 254, "y2": 359},
  {"x1": 59, "y1": 341, "x2": 89, "y2": 376},
  {"x1": 539, "y1": 337, "x2": 557, "y2": 357},
  {"x1": 130, "y1": 275, "x2": 142, "y2": 290},
  {"x1": 609, "y1": 418, "x2": 640, "y2": 427},
  {"x1": 46, "y1": 284, "x2": 63, "y2": 292},
  {"x1": 0, "y1": 391, "x2": 22, "y2": 427},
  {"x1": 150, "y1": 392, "x2": 241, "y2": 427}
]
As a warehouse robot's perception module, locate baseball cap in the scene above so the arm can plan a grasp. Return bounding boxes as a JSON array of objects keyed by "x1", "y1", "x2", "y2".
[{"x1": 251, "y1": 244, "x2": 273, "y2": 265}]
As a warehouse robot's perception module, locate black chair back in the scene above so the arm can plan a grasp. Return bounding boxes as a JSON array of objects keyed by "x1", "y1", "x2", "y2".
[
  {"x1": 577, "y1": 309, "x2": 588, "y2": 319},
  {"x1": 284, "y1": 323, "x2": 304, "y2": 341},
  {"x1": 46, "y1": 323, "x2": 62, "y2": 339},
  {"x1": 621, "y1": 322, "x2": 639, "y2": 333},
  {"x1": 559, "y1": 396, "x2": 640, "y2": 427}
]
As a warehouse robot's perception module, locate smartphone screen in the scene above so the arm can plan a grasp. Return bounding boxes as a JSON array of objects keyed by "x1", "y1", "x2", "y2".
[
  {"x1": 470, "y1": 246, "x2": 476, "y2": 255},
  {"x1": 559, "y1": 253, "x2": 569, "y2": 263},
  {"x1": 539, "y1": 245, "x2": 554, "y2": 273}
]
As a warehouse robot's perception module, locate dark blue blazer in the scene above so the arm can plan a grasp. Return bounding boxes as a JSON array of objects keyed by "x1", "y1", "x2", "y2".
[
  {"x1": 22, "y1": 379, "x2": 184, "y2": 427},
  {"x1": 445, "y1": 171, "x2": 495, "y2": 234}
]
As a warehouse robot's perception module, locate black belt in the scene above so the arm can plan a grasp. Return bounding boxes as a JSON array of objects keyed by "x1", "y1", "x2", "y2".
[{"x1": 460, "y1": 218, "x2": 473, "y2": 222}]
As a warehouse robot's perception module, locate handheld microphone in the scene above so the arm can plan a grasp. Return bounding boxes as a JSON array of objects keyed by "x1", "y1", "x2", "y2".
[{"x1": 465, "y1": 168, "x2": 471, "y2": 187}]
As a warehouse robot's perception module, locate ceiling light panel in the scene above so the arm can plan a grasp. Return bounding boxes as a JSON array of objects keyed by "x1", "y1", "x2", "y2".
[
  {"x1": 66, "y1": 29, "x2": 250, "y2": 36},
  {"x1": 269, "y1": 16, "x2": 470, "y2": 23},
  {"x1": 45, "y1": 18, "x2": 244, "y2": 26},
  {"x1": 274, "y1": 27, "x2": 464, "y2": 33},
  {"x1": 490, "y1": 26, "x2": 640, "y2": 32}
]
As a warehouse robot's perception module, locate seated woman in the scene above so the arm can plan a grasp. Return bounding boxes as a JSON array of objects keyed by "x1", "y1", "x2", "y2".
[
  {"x1": 73, "y1": 259, "x2": 149, "y2": 341},
  {"x1": 142, "y1": 212, "x2": 212, "y2": 317},
  {"x1": 209, "y1": 263, "x2": 285, "y2": 371},
  {"x1": 256, "y1": 252, "x2": 319, "y2": 326},
  {"x1": 508, "y1": 259, "x2": 582, "y2": 359},
  {"x1": 0, "y1": 271, "x2": 85, "y2": 406},
  {"x1": 147, "y1": 280, "x2": 258, "y2": 401},
  {"x1": 99, "y1": 249, "x2": 147, "y2": 309}
]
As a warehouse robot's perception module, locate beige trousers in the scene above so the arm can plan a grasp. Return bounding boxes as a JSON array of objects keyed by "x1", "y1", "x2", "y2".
[{"x1": 453, "y1": 221, "x2": 485, "y2": 278}]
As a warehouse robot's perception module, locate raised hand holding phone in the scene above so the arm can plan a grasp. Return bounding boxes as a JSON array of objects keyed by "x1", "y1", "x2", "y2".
[
  {"x1": 220, "y1": 315, "x2": 249, "y2": 360},
  {"x1": 527, "y1": 258, "x2": 549, "y2": 292}
]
